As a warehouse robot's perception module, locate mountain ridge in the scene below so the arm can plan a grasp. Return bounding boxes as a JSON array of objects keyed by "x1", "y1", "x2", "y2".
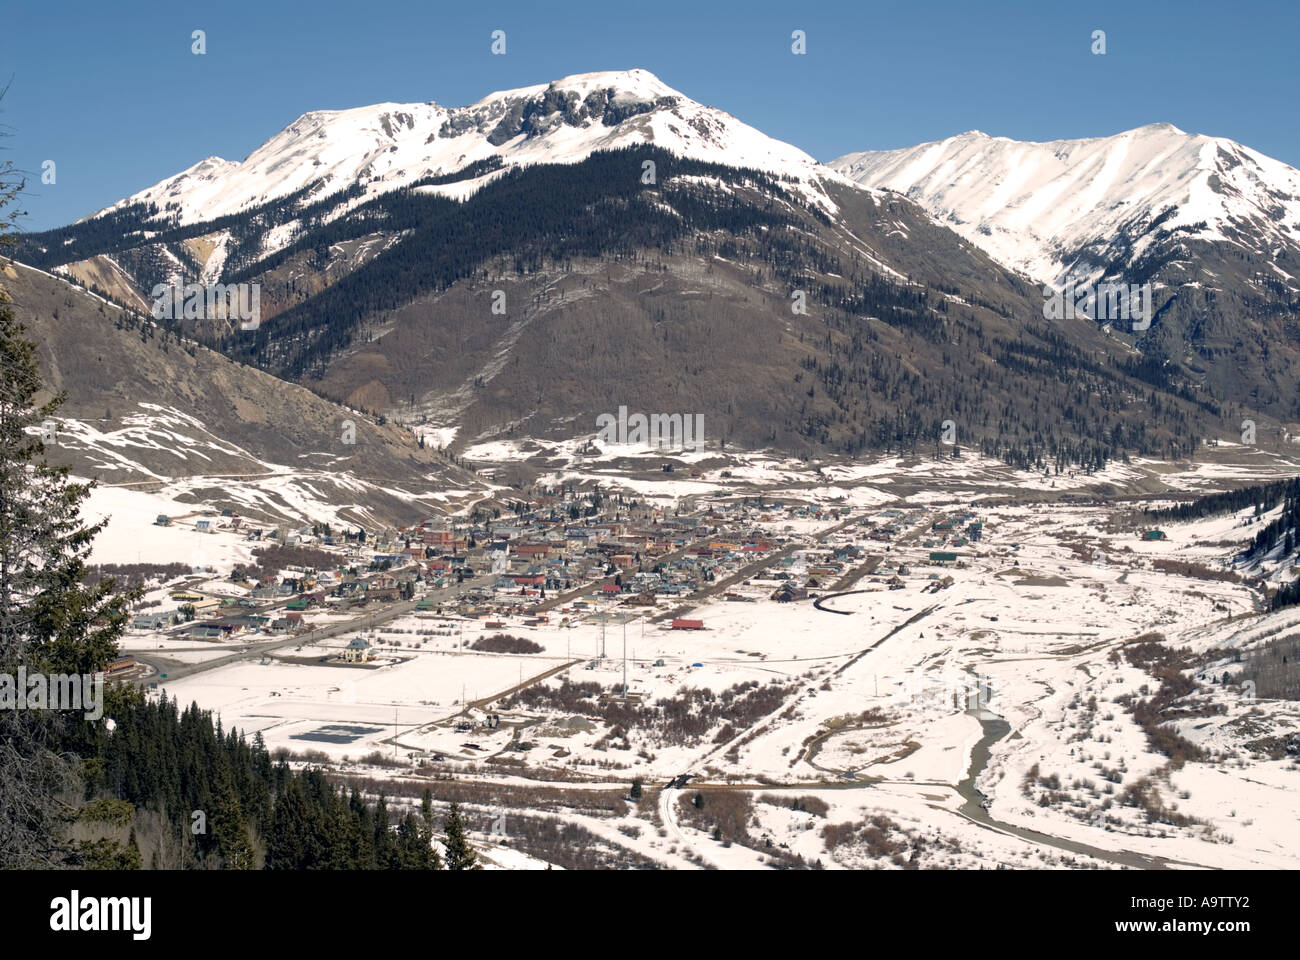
[
  {"x1": 829, "y1": 122, "x2": 1300, "y2": 289},
  {"x1": 17, "y1": 71, "x2": 1293, "y2": 461},
  {"x1": 92, "y1": 69, "x2": 844, "y2": 237}
]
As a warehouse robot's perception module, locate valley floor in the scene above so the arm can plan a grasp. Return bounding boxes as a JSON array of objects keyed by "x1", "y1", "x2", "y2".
[{"x1": 101, "y1": 443, "x2": 1300, "y2": 869}]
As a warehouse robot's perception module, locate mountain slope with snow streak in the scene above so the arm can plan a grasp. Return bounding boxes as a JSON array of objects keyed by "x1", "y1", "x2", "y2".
[{"x1": 830, "y1": 123, "x2": 1300, "y2": 288}]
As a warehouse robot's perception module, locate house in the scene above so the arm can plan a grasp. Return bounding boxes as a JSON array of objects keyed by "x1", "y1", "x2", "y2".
[
  {"x1": 106, "y1": 657, "x2": 137, "y2": 678},
  {"x1": 154, "y1": 515, "x2": 171, "y2": 527},
  {"x1": 420, "y1": 526, "x2": 458, "y2": 548},
  {"x1": 512, "y1": 543, "x2": 552, "y2": 560},
  {"x1": 671, "y1": 618, "x2": 704, "y2": 630},
  {"x1": 343, "y1": 637, "x2": 373, "y2": 663},
  {"x1": 771, "y1": 584, "x2": 808, "y2": 603},
  {"x1": 131, "y1": 612, "x2": 173, "y2": 631},
  {"x1": 1143, "y1": 529, "x2": 1167, "y2": 541},
  {"x1": 195, "y1": 520, "x2": 211, "y2": 533},
  {"x1": 929, "y1": 552, "x2": 959, "y2": 565},
  {"x1": 220, "y1": 614, "x2": 271, "y2": 633}
]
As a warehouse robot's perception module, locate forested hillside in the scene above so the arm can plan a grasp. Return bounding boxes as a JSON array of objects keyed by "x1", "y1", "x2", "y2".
[
  {"x1": 18, "y1": 145, "x2": 1231, "y2": 467},
  {"x1": 63, "y1": 695, "x2": 464, "y2": 870}
]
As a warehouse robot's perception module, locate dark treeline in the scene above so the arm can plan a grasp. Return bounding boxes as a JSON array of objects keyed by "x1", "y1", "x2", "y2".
[
  {"x1": 19, "y1": 146, "x2": 809, "y2": 380},
  {"x1": 61, "y1": 694, "x2": 469, "y2": 870},
  {"x1": 1145, "y1": 476, "x2": 1300, "y2": 523},
  {"x1": 234, "y1": 146, "x2": 809, "y2": 380},
  {"x1": 16, "y1": 183, "x2": 354, "y2": 296},
  {"x1": 1145, "y1": 474, "x2": 1300, "y2": 613},
  {"x1": 1255, "y1": 492, "x2": 1300, "y2": 611}
]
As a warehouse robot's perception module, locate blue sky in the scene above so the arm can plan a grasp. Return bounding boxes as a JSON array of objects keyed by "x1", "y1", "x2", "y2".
[{"x1": 5, "y1": 0, "x2": 1298, "y2": 230}]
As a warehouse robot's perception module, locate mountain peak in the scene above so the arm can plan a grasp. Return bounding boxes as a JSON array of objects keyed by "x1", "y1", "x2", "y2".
[
  {"x1": 1128, "y1": 121, "x2": 1187, "y2": 136},
  {"x1": 95, "y1": 70, "x2": 832, "y2": 228},
  {"x1": 475, "y1": 68, "x2": 684, "y2": 106},
  {"x1": 830, "y1": 123, "x2": 1300, "y2": 285}
]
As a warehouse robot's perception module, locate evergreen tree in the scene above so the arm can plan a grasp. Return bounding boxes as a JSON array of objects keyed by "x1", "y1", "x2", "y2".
[
  {"x1": 210, "y1": 757, "x2": 255, "y2": 869},
  {"x1": 0, "y1": 139, "x2": 137, "y2": 867},
  {"x1": 420, "y1": 789, "x2": 443, "y2": 870},
  {"x1": 372, "y1": 794, "x2": 393, "y2": 866},
  {"x1": 442, "y1": 802, "x2": 480, "y2": 870}
]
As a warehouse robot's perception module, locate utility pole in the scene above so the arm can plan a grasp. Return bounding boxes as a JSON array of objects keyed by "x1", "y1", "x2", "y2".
[{"x1": 622, "y1": 619, "x2": 628, "y2": 698}]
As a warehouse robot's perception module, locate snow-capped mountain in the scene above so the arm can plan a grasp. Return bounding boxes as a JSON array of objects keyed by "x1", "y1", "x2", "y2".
[
  {"x1": 102, "y1": 69, "x2": 841, "y2": 230},
  {"x1": 830, "y1": 123, "x2": 1300, "y2": 290},
  {"x1": 15, "y1": 78, "x2": 1251, "y2": 459}
]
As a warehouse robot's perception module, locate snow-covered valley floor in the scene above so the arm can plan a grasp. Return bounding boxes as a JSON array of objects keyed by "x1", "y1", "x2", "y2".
[{"x1": 100, "y1": 444, "x2": 1300, "y2": 869}]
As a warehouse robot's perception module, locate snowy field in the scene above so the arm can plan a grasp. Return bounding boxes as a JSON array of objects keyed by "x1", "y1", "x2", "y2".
[{"x1": 113, "y1": 444, "x2": 1300, "y2": 869}]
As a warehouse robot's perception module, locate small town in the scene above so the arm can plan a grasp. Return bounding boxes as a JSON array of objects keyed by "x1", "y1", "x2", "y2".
[{"x1": 0, "y1": 2, "x2": 1291, "y2": 939}]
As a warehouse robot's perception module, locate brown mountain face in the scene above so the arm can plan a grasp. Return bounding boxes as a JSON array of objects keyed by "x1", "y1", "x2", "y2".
[
  {"x1": 257, "y1": 173, "x2": 1225, "y2": 463},
  {"x1": 2, "y1": 261, "x2": 488, "y2": 527},
  {"x1": 17, "y1": 145, "x2": 1234, "y2": 468},
  {"x1": 1096, "y1": 234, "x2": 1300, "y2": 422}
]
